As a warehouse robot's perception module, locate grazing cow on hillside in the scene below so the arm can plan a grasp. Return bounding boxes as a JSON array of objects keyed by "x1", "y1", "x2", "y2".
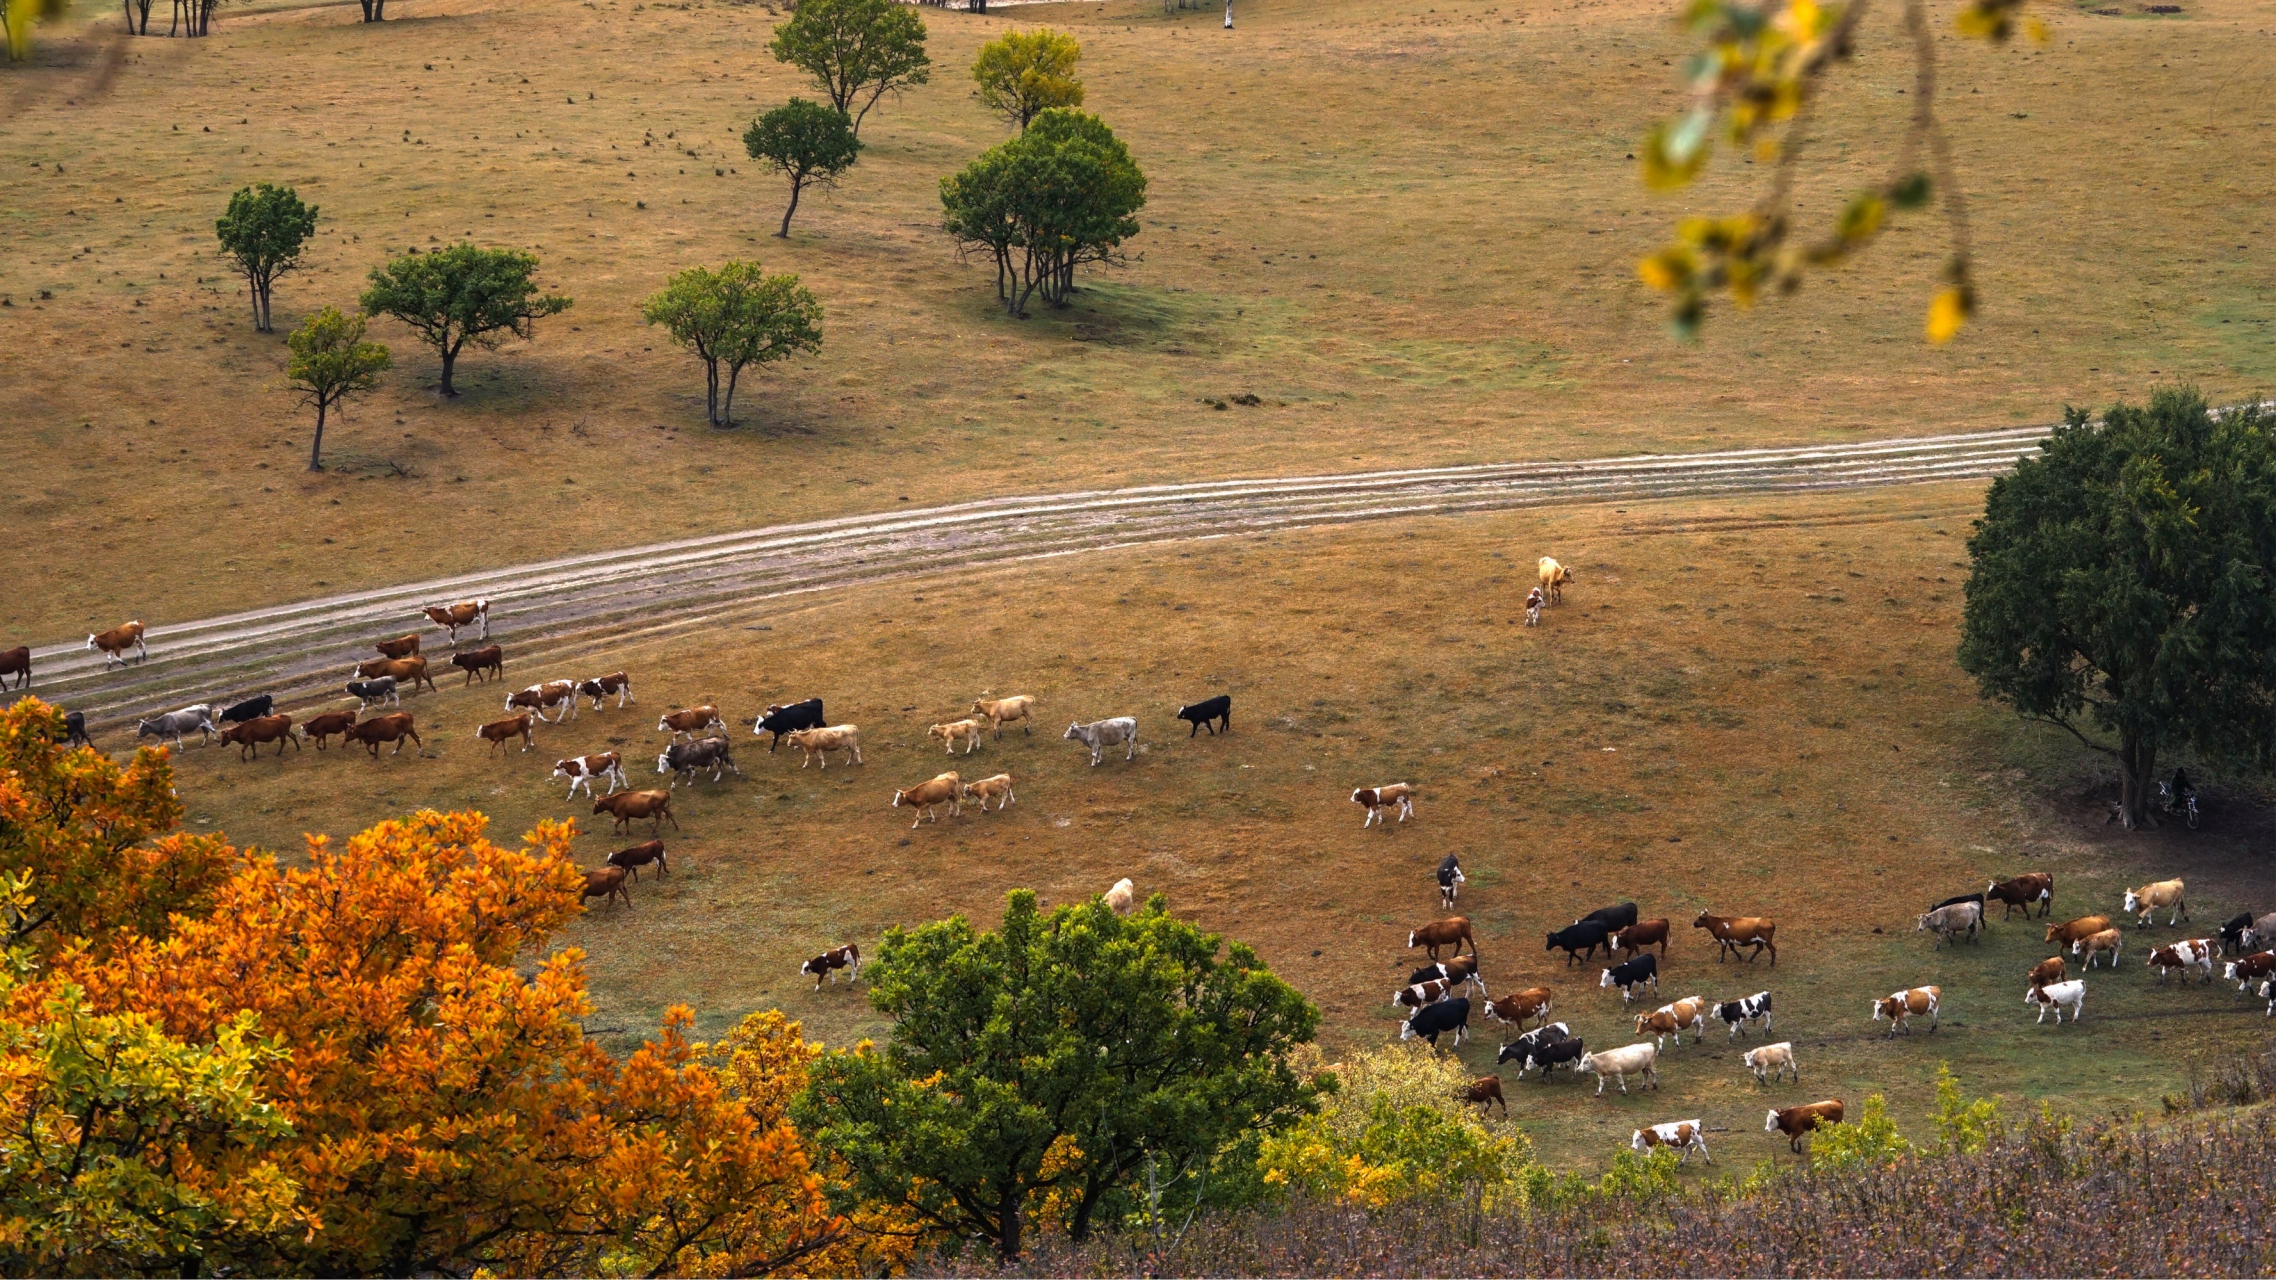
[
  {"x1": 1872, "y1": 986, "x2": 1941, "y2": 1037},
  {"x1": 1600, "y1": 953, "x2": 1659, "y2": 1003},
  {"x1": 1410, "y1": 955, "x2": 1484, "y2": 997},
  {"x1": 753, "y1": 699, "x2": 826, "y2": 751},
  {"x1": 1438, "y1": 853, "x2": 1466, "y2": 909},
  {"x1": 552, "y1": 752, "x2": 625, "y2": 799},
  {"x1": 374, "y1": 633, "x2": 421, "y2": 660},
  {"x1": 1483, "y1": 986, "x2": 1553, "y2": 1030},
  {"x1": 346, "y1": 677, "x2": 400, "y2": 709},
  {"x1": 961, "y1": 772, "x2": 1016, "y2": 811},
  {"x1": 801, "y1": 944, "x2": 861, "y2": 990},
  {"x1": 1547, "y1": 920, "x2": 1611, "y2": 967},
  {"x1": 2148, "y1": 938, "x2": 2216, "y2": 984},
  {"x1": 1989, "y1": 873, "x2": 2055, "y2": 920},
  {"x1": 593, "y1": 789, "x2": 678, "y2": 835},
  {"x1": 1635, "y1": 996, "x2": 1710, "y2": 1049},
  {"x1": 2026, "y1": 978, "x2": 2086, "y2": 1024},
  {"x1": 608, "y1": 840, "x2": 668, "y2": 882},
  {"x1": 453, "y1": 645, "x2": 505, "y2": 685},
  {"x1": 1768, "y1": 1100, "x2": 1844, "y2": 1152},
  {"x1": 658, "y1": 736, "x2": 739, "y2": 788},
  {"x1": 87, "y1": 620, "x2": 148, "y2": 669},
  {"x1": 1917, "y1": 900, "x2": 1983, "y2": 949},
  {"x1": 577, "y1": 671, "x2": 635, "y2": 710},
  {"x1": 352, "y1": 655, "x2": 436, "y2": 693},
  {"x1": 1065, "y1": 717, "x2": 1139, "y2": 766},
  {"x1": 1577, "y1": 1042, "x2": 1659, "y2": 1095},
  {"x1": 63, "y1": 711, "x2": 92, "y2": 750},
  {"x1": 1175, "y1": 694, "x2": 1231, "y2": 737},
  {"x1": 1612, "y1": 918, "x2": 1671, "y2": 959},
  {"x1": 2125, "y1": 879, "x2": 2189, "y2": 927},
  {"x1": 219, "y1": 713, "x2": 297, "y2": 760},
  {"x1": 928, "y1": 718, "x2": 987, "y2": 755},
  {"x1": 786, "y1": 725, "x2": 864, "y2": 770},
  {"x1": 342, "y1": 712, "x2": 421, "y2": 758},
  {"x1": 2074, "y1": 929, "x2": 2124, "y2": 971},
  {"x1": 1462, "y1": 1076, "x2": 1509, "y2": 1116},
  {"x1": 421, "y1": 598, "x2": 489, "y2": 642},
  {"x1": 475, "y1": 712, "x2": 535, "y2": 755},
  {"x1": 1713, "y1": 992, "x2": 1774, "y2": 1040},
  {"x1": 1400, "y1": 997, "x2": 1471, "y2": 1048},
  {"x1": 2046, "y1": 915, "x2": 2112, "y2": 948},
  {"x1": 582, "y1": 865, "x2": 631, "y2": 911},
  {"x1": 509, "y1": 681, "x2": 578, "y2": 724},
  {"x1": 661, "y1": 705, "x2": 727, "y2": 742},
  {"x1": 1351, "y1": 783, "x2": 1415, "y2": 827},
  {"x1": 0, "y1": 645, "x2": 28, "y2": 690},
  {"x1": 2028, "y1": 955, "x2": 2068, "y2": 988},
  {"x1": 298, "y1": 709, "x2": 359, "y2": 750},
  {"x1": 1538, "y1": 557, "x2": 1574, "y2": 605},
  {"x1": 892, "y1": 772, "x2": 962, "y2": 827},
  {"x1": 1408, "y1": 916, "x2": 1476, "y2": 960},
  {"x1": 1694, "y1": 910, "x2": 1778, "y2": 966},
  {"x1": 1632, "y1": 1120, "x2": 1710, "y2": 1165},
  {"x1": 1743, "y1": 1041, "x2": 1797, "y2": 1084},
  {"x1": 972, "y1": 695, "x2": 1037, "y2": 736},
  {"x1": 137, "y1": 706, "x2": 217, "y2": 748}
]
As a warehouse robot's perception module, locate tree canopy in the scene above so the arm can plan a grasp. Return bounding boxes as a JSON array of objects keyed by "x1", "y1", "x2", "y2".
[
  {"x1": 971, "y1": 28, "x2": 1084, "y2": 131},
  {"x1": 1958, "y1": 390, "x2": 2276, "y2": 827},
  {"x1": 641, "y1": 261, "x2": 823, "y2": 428},
  {"x1": 796, "y1": 888, "x2": 1321, "y2": 1258},
  {"x1": 285, "y1": 306, "x2": 391, "y2": 471},
  {"x1": 939, "y1": 107, "x2": 1145, "y2": 317},
  {"x1": 766, "y1": 0, "x2": 930, "y2": 138},
  {"x1": 358, "y1": 244, "x2": 570, "y2": 397},
  {"x1": 744, "y1": 98, "x2": 863, "y2": 238},
  {"x1": 214, "y1": 184, "x2": 318, "y2": 333}
]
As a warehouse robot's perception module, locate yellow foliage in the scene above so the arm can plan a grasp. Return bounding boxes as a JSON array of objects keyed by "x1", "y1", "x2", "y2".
[
  {"x1": 1258, "y1": 1044, "x2": 1532, "y2": 1208},
  {"x1": 1925, "y1": 284, "x2": 1972, "y2": 344}
]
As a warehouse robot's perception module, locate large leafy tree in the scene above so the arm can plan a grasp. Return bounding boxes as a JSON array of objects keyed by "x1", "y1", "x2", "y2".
[
  {"x1": 940, "y1": 108, "x2": 1145, "y2": 317},
  {"x1": 285, "y1": 306, "x2": 391, "y2": 471},
  {"x1": 743, "y1": 98, "x2": 863, "y2": 238},
  {"x1": 766, "y1": 0, "x2": 930, "y2": 138},
  {"x1": 1958, "y1": 390, "x2": 2276, "y2": 828},
  {"x1": 641, "y1": 261, "x2": 823, "y2": 428},
  {"x1": 214, "y1": 183, "x2": 318, "y2": 333},
  {"x1": 358, "y1": 244, "x2": 571, "y2": 396},
  {"x1": 797, "y1": 889, "x2": 1322, "y2": 1259},
  {"x1": 970, "y1": 28, "x2": 1084, "y2": 131}
]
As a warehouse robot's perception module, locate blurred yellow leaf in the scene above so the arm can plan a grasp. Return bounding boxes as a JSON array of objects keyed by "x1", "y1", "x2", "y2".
[{"x1": 1926, "y1": 286, "x2": 1971, "y2": 343}]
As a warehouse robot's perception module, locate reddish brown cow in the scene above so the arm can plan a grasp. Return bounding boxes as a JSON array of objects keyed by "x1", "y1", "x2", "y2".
[
  {"x1": 87, "y1": 620, "x2": 147, "y2": 669},
  {"x1": 507, "y1": 680, "x2": 577, "y2": 724},
  {"x1": 1767, "y1": 1100, "x2": 1845, "y2": 1153},
  {"x1": 800, "y1": 944, "x2": 861, "y2": 989},
  {"x1": 2046, "y1": 915, "x2": 2111, "y2": 947},
  {"x1": 344, "y1": 713, "x2": 422, "y2": 758},
  {"x1": 594, "y1": 789, "x2": 678, "y2": 835},
  {"x1": 219, "y1": 713, "x2": 297, "y2": 760},
  {"x1": 1989, "y1": 872, "x2": 2056, "y2": 920},
  {"x1": 1612, "y1": 918, "x2": 1671, "y2": 958},
  {"x1": 891, "y1": 772, "x2": 963, "y2": 827},
  {"x1": 1407, "y1": 916, "x2": 1476, "y2": 961},
  {"x1": 352, "y1": 654, "x2": 438, "y2": 693},
  {"x1": 452, "y1": 645, "x2": 504, "y2": 685},
  {"x1": 607, "y1": 840, "x2": 668, "y2": 882},
  {"x1": 2027, "y1": 955, "x2": 2067, "y2": 989},
  {"x1": 0, "y1": 645, "x2": 28, "y2": 690},
  {"x1": 577, "y1": 671, "x2": 635, "y2": 710},
  {"x1": 1484, "y1": 986, "x2": 1554, "y2": 1029},
  {"x1": 374, "y1": 633, "x2": 422, "y2": 660},
  {"x1": 422, "y1": 598, "x2": 489, "y2": 643},
  {"x1": 476, "y1": 712, "x2": 535, "y2": 755},
  {"x1": 657, "y1": 705, "x2": 725, "y2": 741},
  {"x1": 298, "y1": 709, "x2": 359, "y2": 750},
  {"x1": 1694, "y1": 910, "x2": 1778, "y2": 966},
  {"x1": 1461, "y1": 1076, "x2": 1508, "y2": 1115},
  {"x1": 582, "y1": 865, "x2": 632, "y2": 911}
]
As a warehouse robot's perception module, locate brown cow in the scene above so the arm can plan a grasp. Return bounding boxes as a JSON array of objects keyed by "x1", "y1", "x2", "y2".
[
  {"x1": 0, "y1": 645, "x2": 27, "y2": 690},
  {"x1": 801, "y1": 943, "x2": 861, "y2": 989},
  {"x1": 1462, "y1": 1076, "x2": 1508, "y2": 1116},
  {"x1": 374, "y1": 633, "x2": 422, "y2": 660},
  {"x1": 657, "y1": 705, "x2": 725, "y2": 741},
  {"x1": 607, "y1": 839, "x2": 668, "y2": 882},
  {"x1": 892, "y1": 772, "x2": 962, "y2": 828},
  {"x1": 452, "y1": 645, "x2": 504, "y2": 685},
  {"x1": 594, "y1": 789, "x2": 678, "y2": 835},
  {"x1": 475, "y1": 712, "x2": 535, "y2": 755},
  {"x1": 1988, "y1": 873, "x2": 2055, "y2": 920},
  {"x1": 1483, "y1": 986, "x2": 1554, "y2": 1030},
  {"x1": 1767, "y1": 1100, "x2": 1844, "y2": 1153},
  {"x1": 219, "y1": 713, "x2": 298, "y2": 760},
  {"x1": 298, "y1": 709, "x2": 359, "y2": 750},
  {"x1": 582, "y1": 865, "x2": 631, "y2": 911},
  {"x1": 352, "y1": 654, "x2": 438, "y2": 693},
  {"x1": 1694, "y1": 910, "x2": 1777, "y2": 966},
  {"x1": 2027, "y1": 955, "x2": 2068, "y2": 989},
  {"x1": 87, "y1": 620, "x2": 147, "y2": 669},
  {"x1": 577, "y1": 671, "x2": 635, "y2": 710},
  {"x1": 422, "y1": 598, "x2": 489, "y2": 643},
  {"x1": 344, "y1": 712, "x2": 422, "y2": 758},
  {"x1": 1871, "y1": 986, "x2": 1940, "y2": 1037},
  {"x1": 1351, "y1": 783, "x2": 1415, "y2": 828},
  {"x1": 1612, "y1": 918, "x2": 1671, "y2": 958},
  {"x1": 1407, "y1": 916, "x2": 1475, "y2": 961},
  {"x1": 2046, "y1": 915, "x2": 2112, "y2": 948},
  {"x1": 508, "y1": 680, "x2": 578, "y2": 724}
]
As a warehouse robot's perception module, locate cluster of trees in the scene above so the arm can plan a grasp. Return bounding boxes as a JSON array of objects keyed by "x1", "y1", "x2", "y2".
[
  {"x1": 741, "y1": 0, "x2": 928, "y2": 237},
  {"x1": 940, "y1": 105, "x2": 1146, "y2": 317}
]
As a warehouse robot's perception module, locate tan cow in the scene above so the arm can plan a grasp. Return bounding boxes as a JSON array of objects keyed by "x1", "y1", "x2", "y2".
[
  {"x1": 1693, "y1": 910, "x2": 1778, "y2": 966},
  {"x1": 892, "y1": 772, "x2": 962, "y2": 828},
  {"x1": 374, "y1": 633, "x2": 422, "y2": 659},
  {"x1": 1352, "y1": 783, "x2": 1416, "y2": 828},
  {"x1": 961, "y1": 772, "x2": 1016, "y2": 811},
  {"x1": 928, "y1": 718, "x2": 987, "y2": 755},
  {"x1": 1104, "y1": 877, "x2": 1137, "y2": 915},
  {"x1": 1407, "y1": 916, "x2": 1475, "y2": 960},
  {"x1": 2124, "y1": 879, "x2": 2188, "y2": 927},
  {"x1": 972, "y1": 695, "x2": 1037, "y2": 736},
  {"x1": 582, "y1": 865, "x2": 632, "y2": 911},
  {"x1": 593, "y1": 789, "x2": 678, "y2": 835},
  {"x1": 422, "y1": 598, "x2": 489, "y2": 642},
  {"x1": 352, "y1": 654, "x2": 438, "y2": 693},
  {"x1": 1871, "y1": 986, "x2": 1941, "y2": 1037},
  {"x1": 476, "y1": 711, "x2": 536, "y2": 755},
  {"x1": 87, "y1": 620, "x2": 148, "y2": 669},
  {"x1": 2046, "y1": 915, "x2": 2111, "y2": 947},
  {"x1": 785, "y1": 725, "x2": 863, "y2": 769},
  {"x1": 2073, "y1": 929, "x2": 2124, "y2": 970},
  {"x1": 1538, "y1": 556, "x2": 1574, "y2": 605},
  {"x1": 218, "y1": 713, "x2": 297, "y2": 760},
  {"x1": 2027, "y1": 955, "x2": 2068, "y2": 988}
]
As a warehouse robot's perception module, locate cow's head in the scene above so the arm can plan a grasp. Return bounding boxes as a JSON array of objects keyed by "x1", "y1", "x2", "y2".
[
  {"x1": 1063, "y1": 723, "x2": 1083, "y2": 740},
  {"x1": 1765, "y1": 1109, "x2": 1783, "y2": 1133}
]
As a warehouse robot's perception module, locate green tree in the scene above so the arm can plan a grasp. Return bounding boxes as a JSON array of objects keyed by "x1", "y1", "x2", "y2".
[
  {"x1": 796, "y1": 889, "x2": 1321, "y2": 1259},
  {"x1": 743, "y1": 98, "x2": 863, "y2": 238},
  {"x1": 971, "y1": 28, "x2": 1084, "y2": 131},
  {"x1": 1808, "y1": 1094, "x2": 1913, "y2": 1171},
  {"x1": 640, "y1": 262, "x2": 822, "y2": 428},
  {"x1": 1958, "y1": 391, "x2": 2276, "y2": 828},
  {"x1": 358, "y1": 244, "x2": 570, "y2": 397},
  {"x1": 284, "y1": 306, "x2": 391, "y2": 471},
  {"x1": 766, "y1": 0, "x2": 930, "y2": 138},
  {"x1": 939, "y1": 108, "x2": 1145, "y2": 317},
  {"x1": 214, "y1": 184, "x2": 318, "y2": 333}
]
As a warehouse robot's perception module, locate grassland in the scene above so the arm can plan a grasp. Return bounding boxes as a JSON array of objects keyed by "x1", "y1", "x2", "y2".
[
  {"x1": 153, "y1": 479, "x2": 2276, "y2": 1171},
  {"x1": 5, "y1": 0, "x2": 2274, "y2": 639}
]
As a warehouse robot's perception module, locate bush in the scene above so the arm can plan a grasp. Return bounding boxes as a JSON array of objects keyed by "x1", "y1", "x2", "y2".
[{"x1": 1258, "y1": 1045, "x2": 1532, "y2": 1208}]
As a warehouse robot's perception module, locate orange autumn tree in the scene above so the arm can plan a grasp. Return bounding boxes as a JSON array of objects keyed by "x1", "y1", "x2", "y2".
[{"x1": 0, "y1": 698, "x2": 896, "y2": 1277}]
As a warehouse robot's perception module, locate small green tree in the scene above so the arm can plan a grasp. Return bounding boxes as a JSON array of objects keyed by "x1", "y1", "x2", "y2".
[
  {"x1": 214, "y1": 184, "x2": 318, "y2": 333},
  {"x1": 357, "y1": 244, "x2": 570, "y2": 397},
  {"x1": 1958, "y1": 390, "x2": 2276, "y2": 827},
  {"x1": 743, "y1": 99, "x2": 862, "y2": 238},
  {"x1": 1928, "y1": 1064, "x2": 2003, "y2": 1156},
  {"x1": 284, "y1": 307, "x2": 391, "y2": 471},
  {"x1": 640, "y1": 263, "x2": 822, "y2": 429},
  {"x1": 1809, "y1": 1095, "x2": 1913, "y2": 1170},
  {"x1": 970, "y1": 28, "x2": 1084, "y2": 131},
  {"x1": 766, "y1": 0, "x2": 929, "y2": 138},
  {"x1": 796, "y1": 890, "x2": 1320, "y2": 1259},
  {"x1": 940, "y1": 108, "x2": 1145, "y2": 317}
]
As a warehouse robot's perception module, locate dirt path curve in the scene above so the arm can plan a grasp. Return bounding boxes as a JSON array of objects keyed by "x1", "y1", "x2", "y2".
[{"x1": 21, "y1": 426, "x2": 2043, "y2": 727}]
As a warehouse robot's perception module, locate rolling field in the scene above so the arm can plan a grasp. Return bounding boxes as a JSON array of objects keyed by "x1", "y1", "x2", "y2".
[
  {"x1": 5, "y1": 0, "x2": 2274, "y2": 639},
  {"x1": 147, "y1": 479, "x2": 2276, "y2": 1171}
]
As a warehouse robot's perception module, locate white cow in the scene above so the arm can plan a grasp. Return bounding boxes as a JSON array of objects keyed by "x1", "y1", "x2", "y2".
[
  {"x1": 2026, "y1": 979, "x2": 2085, "y2": 1024},
  {"x1": 1063, "y1": 717, "x2": 1138, "y2": 765},
  {"x1": 1742, "y1": 1041, "x2": 1797, "y2": 1084},
  {"x1": 1576, "y1": 1042, "x2": 1660, "y2": 1095},
  {"x1": 1631, "y1": 1119, "x2": 1710, "y2": 1165}
]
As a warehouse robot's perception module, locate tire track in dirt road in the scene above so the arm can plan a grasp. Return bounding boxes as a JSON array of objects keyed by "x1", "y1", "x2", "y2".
[{"x1": 18, "y1": 427, "x2": 2046, "y2": 727}]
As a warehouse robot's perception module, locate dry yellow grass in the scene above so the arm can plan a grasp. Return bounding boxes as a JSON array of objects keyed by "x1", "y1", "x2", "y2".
[{"x1": 5, "y1": 0, "x2": 2272, "y2": 639}]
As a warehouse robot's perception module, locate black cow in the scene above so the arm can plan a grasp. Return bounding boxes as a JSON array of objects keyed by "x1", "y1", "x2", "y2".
[
  {"x1": 1438, "y1": 853, "x2": 1466, "y2": 909},
  {"x1": 1175, "y1": 694, "x2": 1231, "y2": 737},
  {"x1": 1933, "y1": 891, "x2": 1987, "y2": 914},
  {"x1": 1713, "y1": 991, "x2": 1774, "y2": 1039},
  {"x1": 2220, "y1": 912, "x2": 2257, "y2": 956},
  {"x1": 63, "y1": 710, "x2": 92, "y2": 750},
  {"x1": 1600, "y1": 953, "x2": 1660, "y2": 1002},
  {"x1": 1580, "y1": 902, "x2": 1639, "y2": 933},
  {"x1": 754, "y1": 698, "x2": 825, "y2": 752},
  {"x1": 219, "y1": 694, "x2": 275, "y2": 725},
  {"x1": 1400, "y1": 996, "x2": 1471, "y2": 1048},
  {"x1": 1546, "y1": 920, "x2": 1610, "y2": 966},
  {"x1": 1502, "y1": 1032, "x2": 1585, "y2": 1080},
  {"x1": 658, "y1": 736, "x2": 740, "y2": 788}
]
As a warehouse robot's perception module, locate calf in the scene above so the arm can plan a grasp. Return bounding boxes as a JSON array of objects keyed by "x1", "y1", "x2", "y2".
[
  {"x1": 475, "y1": 712, "x2": 535, "y2": 755},
  {"x1": 87, "y1": 620, "x2": 148, "y2": 669},
  {"x1": 508, "y1": 681, "x2": 578, "y2": 725},
  {"x1": 2124, "y1": 878, "x2": 2188, "y2": 927},
  {"x1": 298, "y1": 709, "x2": 359, "y2": 751},
  {"x1": 1767, "y1": 1100, "x2": 1844, "y2": 1153},
  {"x1": 63, "y1": 711, "x2": 92, "y2": 750},
  {"x1": 1483, "y1": 986, "x2": 1553, "y2": 1030},
  {"x1": 2219, "y1": 913, "x2": 2257, "y2": 957},
  {"x1": 1917, "y1": 900, "x2": 1983, "y2": 949},
  {"x1": 961, "y1": 773, "x2": 1016, "y2": 811},
  {"x1": 1632, "y1": 1120, "x2": 1710, "y2": 1165},
  {"x1": 1409, "y1": 955, "x2": 1484, "y2": 998},
  {"x1": 136, "y1": 706, "x2": 216, "y2": 748},
  {"x1": 593, "y1": 789, "x2": 678, "y2": 836},
  {"x1": 892, "y1": 772, "x2": 962, "y2": 827},
  {"x1": 1988, "y1": 872, "x2": 2055, "y2": 920},
  {"x1": 1505, "y1": 1032, "x2": 1585, "y2": 1080},
  {"x1": 2223, "y1": 951, "x2": 2276, "y2": 995},
  {"x1": 421, "y1": 597, "x2": 489, "y2": 642},
  {"x1": 1713, "y1": 991, "x2": 1774, "y2": 1040},
  {"x1": 374, "y1": 633, "x2": 421, "y2": 660},
  {"x1": 1743, "y1": 1040, "x2": 1797, "y2": 1084},
  {"x1": 928, "y1": 718, "x2": 987, "y2": 755},
  {"x1": 800, "y1": 944, "x2": 861, "y2": 990},
  {"x1": 1438, "y1": 853, "x2": 1466, "y2": 909},
  {"x1": 786, "y1": 725, "x2": 864, "y2": 769},
  {"x1": 1408, "y1": 916, "x2": 1475, "y2": 960},
  {"x1": 342, "y1": 712, "x2": 421, "y2": 758},
  {"x1": 346, "y1": 677, "x2": 400, "y2": 709},
  {"x1": 2026, "y1": 979, "x2": 2086, "y2": 1024},
  {"x1": 2028, "y1": 956, "x2": 2069, "y2": 988},
  {"x1": 577, "y1": 671, "x2": 635, "y2": 710},
  {"x1": 1175, "y1": 694, "x2": 1231, "y2": 737},
  {"x1": 452, "y1": 645, "x2": 505, "y2": 685},
  {"x1": 1525, "y1": 587, "x2": 1544, "y2": 627},
  {"x1": 1064, "y1": 716, "x2": 1138, "y2": 766},
  {"x1": 1547, "y1": 920, "x2": 1610, "y2": 966},
  {"x1": 607, "y1": 840, "x2": 669, "y2": 883},
  {"x1": 0, "y1": 645, "x2": 27, "y2": 690},
  {"x1": 1538, "y1": 556, "x2": 1574, "y2": 605},
  {"x1": 1462, "y1": 1076, "x2": 1508, "y2": 1116},
  {"x1": 2046, "y1": 915, "x2": 2112, "y2": 948},
  {"x1": 2073, "y1": 929, "x2": 2124, "y2": 971},
  {"x1": 2148, "y1": 938, "x2": 2215, "y2": 984},
  {"x1": 1871, "y1": 986, "x2": 1940, "y2": 1037},
  {"x1": 660, "y1": 705, "x2": 727, "y2": 741},
  {"x1": 1611, "y1": 918, "x2": 1670, "y2": 959},
  {"x1": 1351, "y1": 783, "x2": 1414, "y2": 827},
  {"x1": 972, "y1": 695, "x2": 1037, "y2": 736},
  {"x1": 582, "y1": 865, "x2": 631, "y2": 912},
  {"x1": 1400, "y1": 996, "x2": 1471, "y2": 1048},
  {"x1": 219, "y1": 713, "x2": 298, "y2": 760},
  {"x1": 753, "y1": 698, "x2": 826, "y2": 751},
  {"x1": 552, "y1": 752, "x2": 626, "y2": 799},
  {"x1": 1693, "y1": 910, "x2": 1777, "y2": 966},
  {"x1": 1577, "y1": 1042, "x2": 1659, "y2": 1095},
  {"x1": 352, "y1": 655, "x2": 437, "y2": 693},
  {"x1": 657, "y1": 736, "x2": 739, "y2": 788},
  {"x1": 219, "y1": 694, "x2": 275, "y2": 726},
  {"x1": 1580, "y1": 903, "x2": 1640, "y2": 934},
  {"x1": 1394, "y1": 978, "x2": 1453, "y2": 1010},
  {"x1": 1635, "y1": 996, "x2": 1710, "y2": 1049},
  {"x1": 1599, "y1": 953, "x2": 1659, "y2": 1003}
]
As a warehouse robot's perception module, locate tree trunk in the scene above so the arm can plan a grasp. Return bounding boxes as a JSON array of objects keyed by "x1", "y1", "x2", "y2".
[
  {"x1": 778, "y1": 179, "x2": 801, "y2": 238},
  {"x1": 2117, "y1": 731, "x2": 2157, "y2": 830},
  {"x1": 256, "y1": 278, "x2": 272, "y2": 332},
  {"x1": 308, "y1": 398, "x2": 328, "y2": 471},
  {"x1": 438, "y1": 344, "x2": 460, "y2": 396},
  {"x1": 246, "y1": 274, "x2": 261, "y2": 328},
  {"x1": 998, "y1": 1185, "x2": 1023, "y2": 1259},
  {"x1": 721, "y1": 362, "x2": 742, "y2": 428},
  {"x1": 703, "y1": 357, "x2": 720, "y2": 426}
]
